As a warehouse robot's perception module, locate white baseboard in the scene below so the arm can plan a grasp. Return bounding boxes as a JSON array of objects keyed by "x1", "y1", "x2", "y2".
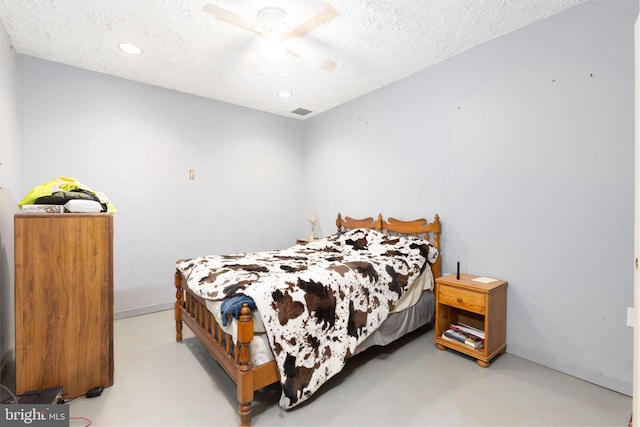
[
  {"x1": 507, "y1": 342, "x2": 632, "y2": 397},
  {"x1": 114, "y1": 302, "x2": 174, "y2": 320}
]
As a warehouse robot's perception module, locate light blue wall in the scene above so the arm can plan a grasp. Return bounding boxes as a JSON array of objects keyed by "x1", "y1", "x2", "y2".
[
  {"x1": 0, "y1": 21, "x2": 21, "y2": 383},
  {"x1": 16, "y1": 57, "x2": 307, "y2": 313},
  {"x1": 304, "y1": 0, "x2": 636, "y2": 395}
]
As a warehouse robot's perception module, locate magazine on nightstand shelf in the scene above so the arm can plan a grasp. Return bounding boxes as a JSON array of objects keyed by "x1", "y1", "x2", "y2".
[
  {"x1": 452, "y1": 322, "x2": 485, "y2": 340},
  {"x1": 442, "y1": 323, "x2": 484, "y2": 350}
]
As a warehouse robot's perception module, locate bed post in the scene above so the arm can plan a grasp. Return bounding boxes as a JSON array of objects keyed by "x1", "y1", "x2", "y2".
[
  {"x1": 175, "y1": 270, "x2": 183, "y2": 342},
  {"x1": 237, "y1": 303, "x2": 254, "y2": 426},
  {"x1": 432, "y1": 214, "x2": 442, "y2": 278},
  {"x1": 375, "y1": 213, "x2": 383, "y2": 232}
]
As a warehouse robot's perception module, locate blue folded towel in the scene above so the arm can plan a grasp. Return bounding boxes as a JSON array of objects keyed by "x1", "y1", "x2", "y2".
[{"x1": 220, "y1": 295, "x2": 256, "y2": 326}]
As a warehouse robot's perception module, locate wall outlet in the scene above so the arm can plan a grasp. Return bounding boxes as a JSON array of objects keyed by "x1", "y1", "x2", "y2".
[{"x1": 627, "y1": 307, "x2": 634, "y2": 328}]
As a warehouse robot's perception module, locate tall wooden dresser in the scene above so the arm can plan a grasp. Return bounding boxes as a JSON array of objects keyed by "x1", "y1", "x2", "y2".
[{"x1": 14, "y1": 213, "x2": 114, "y2": 399}]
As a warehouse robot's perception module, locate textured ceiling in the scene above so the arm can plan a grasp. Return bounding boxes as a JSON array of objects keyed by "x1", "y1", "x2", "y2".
[{"x1": 0, "y1": 0, "x2": 584, "y2": 119}]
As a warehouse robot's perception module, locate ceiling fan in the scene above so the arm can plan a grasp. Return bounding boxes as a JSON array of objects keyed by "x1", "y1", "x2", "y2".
[{"x1": 202, "y1": 2, "x2": 339, "y2": 72}]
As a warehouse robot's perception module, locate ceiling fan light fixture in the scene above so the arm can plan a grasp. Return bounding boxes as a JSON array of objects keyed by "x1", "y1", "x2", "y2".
[
  {"x1": 277, "y1": 91, "x2": 293, "y2": 98},
  {"x1": 262, "y1": 32, "x2": 286, "y2": 61},
  {"x1": 118, "y1": 42, "x2": 143, "y2": 55}
]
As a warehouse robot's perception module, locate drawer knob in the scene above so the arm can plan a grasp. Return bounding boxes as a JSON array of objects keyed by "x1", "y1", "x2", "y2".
[{"x1": 457, "y1": 297, "x2": 463, "y2": 303}]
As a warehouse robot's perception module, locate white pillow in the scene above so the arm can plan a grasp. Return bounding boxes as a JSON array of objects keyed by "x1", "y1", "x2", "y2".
[{"x1": 64, "y1": 199, "x2": 103, "y2": 213}]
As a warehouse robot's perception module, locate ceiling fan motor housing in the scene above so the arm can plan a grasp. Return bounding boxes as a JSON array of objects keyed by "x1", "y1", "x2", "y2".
[{"x1": 257, "y1": 7, "x2": 288, "y2": 34}]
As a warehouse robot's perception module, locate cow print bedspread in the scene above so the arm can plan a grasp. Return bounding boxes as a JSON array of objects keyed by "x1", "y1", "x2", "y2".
[{"x1": 176, "y1": 228, "x2": 438, "y2": 409}]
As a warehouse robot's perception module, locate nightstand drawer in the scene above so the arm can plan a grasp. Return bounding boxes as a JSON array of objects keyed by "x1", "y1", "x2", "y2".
[{"x1": 438, "y1": 286, "x2": 485, "y2": 314}]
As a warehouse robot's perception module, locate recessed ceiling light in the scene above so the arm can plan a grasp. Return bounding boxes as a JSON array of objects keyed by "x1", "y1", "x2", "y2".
[
  {"x1": 277, "y1": 91, "x2": 293, "y2": 98},
  {"x1": 118, "y1": 43, "x2": 143, "y2": 55}
]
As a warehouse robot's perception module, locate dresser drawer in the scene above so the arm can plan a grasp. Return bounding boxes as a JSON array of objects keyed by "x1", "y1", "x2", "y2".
[{"x1": 438, "y1": 285, "x2": 486, "y2": 314}]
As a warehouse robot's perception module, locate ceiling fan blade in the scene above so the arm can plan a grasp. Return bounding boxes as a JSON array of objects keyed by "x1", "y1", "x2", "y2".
[
  {"x1": 283, "y1": 2, "x2": 339, "y2": 40},
  {"x1": 286, "y1": 43, "x2": 337, "y2": 73},
  {"x1": 237, "y1": 44, "x2": 264, "y2": 70},
  {"x1": 321, "y1": 58, "x2": 337, "y2": 72},
  {"x1": 286, "y1": 49, "x2": 301, "y2": 59},
  {"x1": 202, "y1": 4, "x2": 259, "y2": 34}
]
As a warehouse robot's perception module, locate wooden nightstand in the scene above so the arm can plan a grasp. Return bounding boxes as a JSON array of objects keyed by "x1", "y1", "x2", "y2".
[{"x1": 434, "y1": 273, "x2": 507, "y2": 367}]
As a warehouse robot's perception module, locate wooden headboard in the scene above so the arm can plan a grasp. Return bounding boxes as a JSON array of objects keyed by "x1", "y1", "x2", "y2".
[{"x1": 335, "y1": 213, "x2": 442, "y2": 278}]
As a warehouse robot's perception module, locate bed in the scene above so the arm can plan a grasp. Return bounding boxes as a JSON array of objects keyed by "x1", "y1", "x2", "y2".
[{"x1": 174, "y1": 213, "x2": 442, "y2": 426}]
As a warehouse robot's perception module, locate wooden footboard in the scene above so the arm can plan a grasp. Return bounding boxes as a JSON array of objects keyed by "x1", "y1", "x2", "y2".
[{"x1": 175, "y1": 270, "x2": 279, "y2": 426}]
